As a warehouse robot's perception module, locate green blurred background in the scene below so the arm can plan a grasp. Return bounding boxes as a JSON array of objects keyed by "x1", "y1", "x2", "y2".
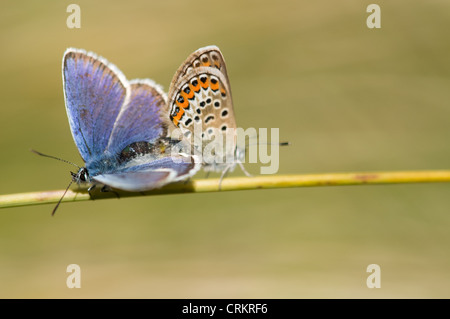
[{"x1": 1, "y1": 0, "x2": 450, "y2": 298}]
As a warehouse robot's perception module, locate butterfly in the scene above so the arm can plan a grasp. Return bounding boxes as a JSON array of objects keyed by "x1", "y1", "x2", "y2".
[
  {"x1": 165, "y1": 46, "x2": 250, "y2": 181},
  {"x1": 60, "y1": 48, "x2": 200, "y2": 198}
]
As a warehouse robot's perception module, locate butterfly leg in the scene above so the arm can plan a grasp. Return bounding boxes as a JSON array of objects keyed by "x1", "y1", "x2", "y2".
[
  {"x1": 101, "y1": 185, "x2": 120, "y2": 199},
  {"x1": 238, "y1": 161, "x2": 252, "y2": 177},
  {"x1": 218, "y1": 165, "x2": 233, "y2": 191},
  {"x1": 87, "y1": 184, "x2": 97, "y2": 199}
]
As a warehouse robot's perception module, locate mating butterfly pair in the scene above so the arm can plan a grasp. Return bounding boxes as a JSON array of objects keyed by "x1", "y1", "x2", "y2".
[{"x1": 61, "y1": 46, "x2": 244, "y2": 195}]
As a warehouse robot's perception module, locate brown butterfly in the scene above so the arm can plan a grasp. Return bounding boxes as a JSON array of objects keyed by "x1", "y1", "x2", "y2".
[{"x1": 165, "y1": 46, "x2": 250, "y2": 181}]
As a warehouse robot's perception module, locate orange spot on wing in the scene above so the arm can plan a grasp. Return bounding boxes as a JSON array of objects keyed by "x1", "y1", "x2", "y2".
[
  {"x1": 172, "y1": 108, "x2": 185, "y2": 126},
  {"x1": 176, "y1": 97, "x2": 189, "y2": 109},
  {"x1": 190, "y1": 80, "x2": 200, "y2": 93},
  {"x1": 210, "y1": 80, "x2": 219, "y2": 91},
  {"x1": 201, "y1": 77, "x2": 209, "y2": 89},
  {"x1": 181, "y1": 89, "x2": 194, "y2": 101}
]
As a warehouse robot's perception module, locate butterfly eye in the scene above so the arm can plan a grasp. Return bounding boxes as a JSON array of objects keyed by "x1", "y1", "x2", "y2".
[{"x1": 80, "y1": 167, "x2": 89, "y2": 181}]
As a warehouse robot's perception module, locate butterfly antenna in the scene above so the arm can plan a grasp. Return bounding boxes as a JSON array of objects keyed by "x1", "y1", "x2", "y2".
[
  {"x1": 245, "y1": 141, "x2": 290, "y2": 150},
  {"x1": 237, "y1": 161, "x2": 252, "y2": 177},
  {"x1": 52, "y1": 179, "x2": 73, "y2": 216},
  {"x1": 243, "y1": 130, "x2": 290, "y2": 147},
  {"x1": 30, "y1": 149, "x2": 81, "y2": 168}
]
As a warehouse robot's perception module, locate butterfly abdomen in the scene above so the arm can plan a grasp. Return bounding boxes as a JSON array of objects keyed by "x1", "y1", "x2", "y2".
[
  {"x1": 119, "y1": 141, "x2": 152, "y2": 162},
  {"x1": 118, "y1": 140, "x2": 174, "y2": 164}
]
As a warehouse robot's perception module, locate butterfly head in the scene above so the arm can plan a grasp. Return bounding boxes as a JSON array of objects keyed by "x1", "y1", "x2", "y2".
[{"x1": 71, "y1": 167, "x2": 90, "y2": 184}]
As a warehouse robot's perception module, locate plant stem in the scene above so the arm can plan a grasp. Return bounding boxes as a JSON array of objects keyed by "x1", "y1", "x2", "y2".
[{"x1": 1, "y1": 170, "x2": 450, "y2": 209}]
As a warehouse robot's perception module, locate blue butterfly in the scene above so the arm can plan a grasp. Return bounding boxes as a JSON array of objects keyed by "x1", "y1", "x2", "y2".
[{"x1": 60, "y1": 48, "x2": 200, "y2": 200}]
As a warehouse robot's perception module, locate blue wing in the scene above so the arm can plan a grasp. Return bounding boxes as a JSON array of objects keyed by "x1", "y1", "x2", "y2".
[
  {"x1": 63, "y1": 48, "x2": 128, "y2": 162},
  {"x1": 106, "y1": 79, "x2": 168, "y2": 157},
  {"x1": 92, "y1": 154, "x2": 201, "y2": 191}
]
